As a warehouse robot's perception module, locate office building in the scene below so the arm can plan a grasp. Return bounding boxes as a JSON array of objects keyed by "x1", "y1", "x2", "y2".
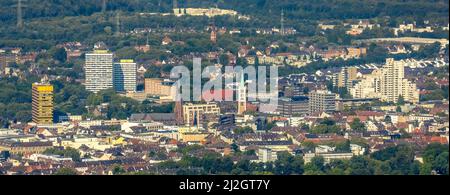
[
  {"x1": 277, "y1": 96, "x2": 310, "y2": 117},
  {"x1": 32, "y1": 83, "x2": 54, "y2": 124},
  {"x1": 183, "y1": 102, "x2": 221, "y2": 126},
  {"x1": 309, "y1": 90, "x2": 336, "y2": 113},
  {"x1": 85, "y1": 50, "x2": 113, "y2": 93},
  {"x1": 144, "y1": 78, "x2": 175, "y2": 97},
  {"x1": 113, "y1": 59, "x2": 137, "y2": 92}
]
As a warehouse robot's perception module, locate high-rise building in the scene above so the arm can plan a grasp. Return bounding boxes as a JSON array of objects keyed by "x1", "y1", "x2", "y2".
[
  {"x1": 333, "y1": 67, "x2": 358, "y2": 89},
  {"x1": 113, "y1": 59, "x2": 137, "y2": 92},
  {"x1": 85, "y1": 50, "x2": 113, "y2": 93},
  {"x1": 350, "y1": 58, "x2": 419, "y2": 103},
  {"x1": 309, "y1": 90, "x2": 336, "y2": 114},
  {"x1": 32, "y1": 83, "x2": 54, "y2": 124}
]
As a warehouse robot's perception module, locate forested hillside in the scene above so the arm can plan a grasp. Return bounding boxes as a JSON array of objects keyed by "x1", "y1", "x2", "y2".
[{"x1": 0, "y1": 0, "x2": 448, "y2": 24}]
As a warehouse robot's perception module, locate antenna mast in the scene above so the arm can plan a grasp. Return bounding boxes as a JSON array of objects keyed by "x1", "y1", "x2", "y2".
[
  {"x1": 15, "y1": 0, "x2": 27, "y2": 29},
  {"x1": 102, "y1": 0, "x2": 107, "y2": 13},
  {"x1": 281, "y1": 9, "x2": 285, "y2": 36},
  {"x1": 115, "y1": 11, "x2": 121, "y2": 36}
]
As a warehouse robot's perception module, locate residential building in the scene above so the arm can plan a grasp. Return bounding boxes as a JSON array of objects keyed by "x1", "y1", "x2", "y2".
[
  {"x1": 350, "y1": 58, "x2": 419, "y2": 103},
  {"x1": 258, "y1": 148, "x2": 278, "y2": 163},
  {"x1": 32, "y1": 83, "x2": 54, "y2": 124},
  {"x1": 333, "y1": 67, "x2": 358, "y2": 89},
  {"x1": 85, "y1": 50, "x2": 114, "y2": 93},
  {"x1": 113, "y1": 59, "x2": 137, "y2": 92},
  {"x1": 0, "y1": 141, "x2": 53, "y2": 155}
]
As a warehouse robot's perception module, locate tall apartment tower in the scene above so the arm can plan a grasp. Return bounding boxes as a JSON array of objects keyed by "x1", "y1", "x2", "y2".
[
  {"x1": 32, "y1": 83, "x2": 54, "y2": 124},
  {"x1": 237, "y1": 73, "x2": 247, "y2": 115},
  {"x1": 85, "y1": 50, "x2": 113, "y2": 93},
  {"x1": 309, "y1": 90, "x2": 336, "y2": 114},
  {"x1": 333, "y1": 67, "x2": 358, "y2": 89},
  {"x1": 380, "y1": 58, "x2": 419, "y2": 103},
  {"x1": 113, "y1": 59, "x2": 137, "y2": 92},
  {"x1": 350, "y1": 58, "x2": 419, "y2": 103}
]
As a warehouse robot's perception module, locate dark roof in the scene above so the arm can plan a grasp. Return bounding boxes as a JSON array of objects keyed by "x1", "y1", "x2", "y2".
[
  {"x1": 130, "y1": 113, "x2": 175, "y2": 122},
  {"x1": 0, "y1": 141, "x2": 53, "y2": 147},
  {"x1": 239, "y1": 140, "x2": 293, "y2": 146}
]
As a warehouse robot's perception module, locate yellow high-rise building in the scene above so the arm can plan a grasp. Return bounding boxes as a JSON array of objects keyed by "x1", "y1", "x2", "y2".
[{"x1": 32, "y1": 83, "x2": 54, "y2": 124}]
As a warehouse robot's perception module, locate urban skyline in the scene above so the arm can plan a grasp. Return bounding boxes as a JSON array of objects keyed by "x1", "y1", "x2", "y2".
[{"x1": 0, "y1": 0, "x2": 448, "y2": 176}]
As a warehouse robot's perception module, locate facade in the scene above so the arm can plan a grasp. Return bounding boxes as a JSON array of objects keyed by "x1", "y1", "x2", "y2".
[
  {"x1": 277, "y1": 96, "x2": 310, "y2": 117},
  {"x1": 309, "y1": 90, "x2": 336, "y2": 113},
  {"x1": 32, "y1": 83, "x2": 54, "y2": 124},
  {"x1": 173, "y1": 8, "x2": 238, "y2": 17},
  {"x1": 113, "y1": 59, "x2": 137, "y2": 92},
  {"x1": 258, "y1": 148, "x2": 278, "y2": 163},
  {"x1": 333, "y1": 67, "x2": 358, "y2": 89},
  {"x1": 346, "y1": 47, "x2": 367, "y2": 58},
  {"x1": 144, "y1": 78, "x2": 175, "y2": 97},
  {"x1": 350, "y1": 58, "x2": 419, "y2": 103},
  {"x1": 0, "y1": 141, "x2": 53, "y2": 155},
  {"x1": 304, "y1": 152, "x2": 354, "y2": 163},
  {"x1": 85, "y1": 50, "x2": 114, "y2": 93},
  {"x1": 183, "y1": 102, "x2": 221, "y2": 126}
]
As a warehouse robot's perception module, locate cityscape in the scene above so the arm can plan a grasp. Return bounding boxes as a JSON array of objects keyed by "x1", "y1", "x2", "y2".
[{"x1": 0, "y1": 0, "x2": 449, "y2": 176}]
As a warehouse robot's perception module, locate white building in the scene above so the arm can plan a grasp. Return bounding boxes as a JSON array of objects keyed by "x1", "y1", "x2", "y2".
[
  {"x1": 258, "y1": 148, "x2": 278, "y2": 163},
  {"x1": 113, "y1": 59, "x2": 137, "y2": 92},
  {"x1": 350, "y1": 58, "x2": 419, "y2": 103},
  {"x1": 85, "y1": 50, "x2": 114, "y2": 93}
]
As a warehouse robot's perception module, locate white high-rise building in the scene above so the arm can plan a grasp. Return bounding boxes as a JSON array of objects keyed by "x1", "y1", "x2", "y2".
[
  {"x1": 113, "y1": 59, "x2": 137, "y2": 92},
  {"x1": 85, "y1": 50, "x2": 113, "y2": 93},
  {"x1": 350, "y1": 58, "x2": 419, "y2": 103}
]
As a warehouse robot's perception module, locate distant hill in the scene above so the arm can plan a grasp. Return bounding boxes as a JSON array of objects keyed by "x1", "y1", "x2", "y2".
[{"x1": 0, "y1": 0, "x2": 448, "y2": 24}]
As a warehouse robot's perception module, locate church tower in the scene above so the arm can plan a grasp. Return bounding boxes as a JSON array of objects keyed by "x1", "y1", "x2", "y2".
[{"x1": 237, "y1": 72, "x2": 247, "y2": 115}]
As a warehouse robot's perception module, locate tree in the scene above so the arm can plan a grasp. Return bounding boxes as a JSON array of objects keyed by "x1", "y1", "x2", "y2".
[
  {"x1": 112, "y1": 165, "x2": 126, "y2": 175},
  {"x1": 52, "y1": 47, "x2": 67, "y2": 63},
  {"x1": 397, "y1": 95, "x2": 405, "y2": 105},
  {"x1": 335, "y1": 140, "x2": 351, "y2": 153},
  {"x1": 348, "y1": 156, "x2": 372, "y2": 175},
  {"x1": 422, "y1": 143, "x2": 449, "y2": 175},
  {"x1": 230, "y1": 143, "x2": 240, "y2": 153},
  {"x1": 304, "y1": 156, "x2": 325, "y2": 175},
  {"x1": 233, "y1": 126, "x2": 254, "y2": 135},
  {"x1": 350, "y1": 118, "x2": 367, "y2": 132}
]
